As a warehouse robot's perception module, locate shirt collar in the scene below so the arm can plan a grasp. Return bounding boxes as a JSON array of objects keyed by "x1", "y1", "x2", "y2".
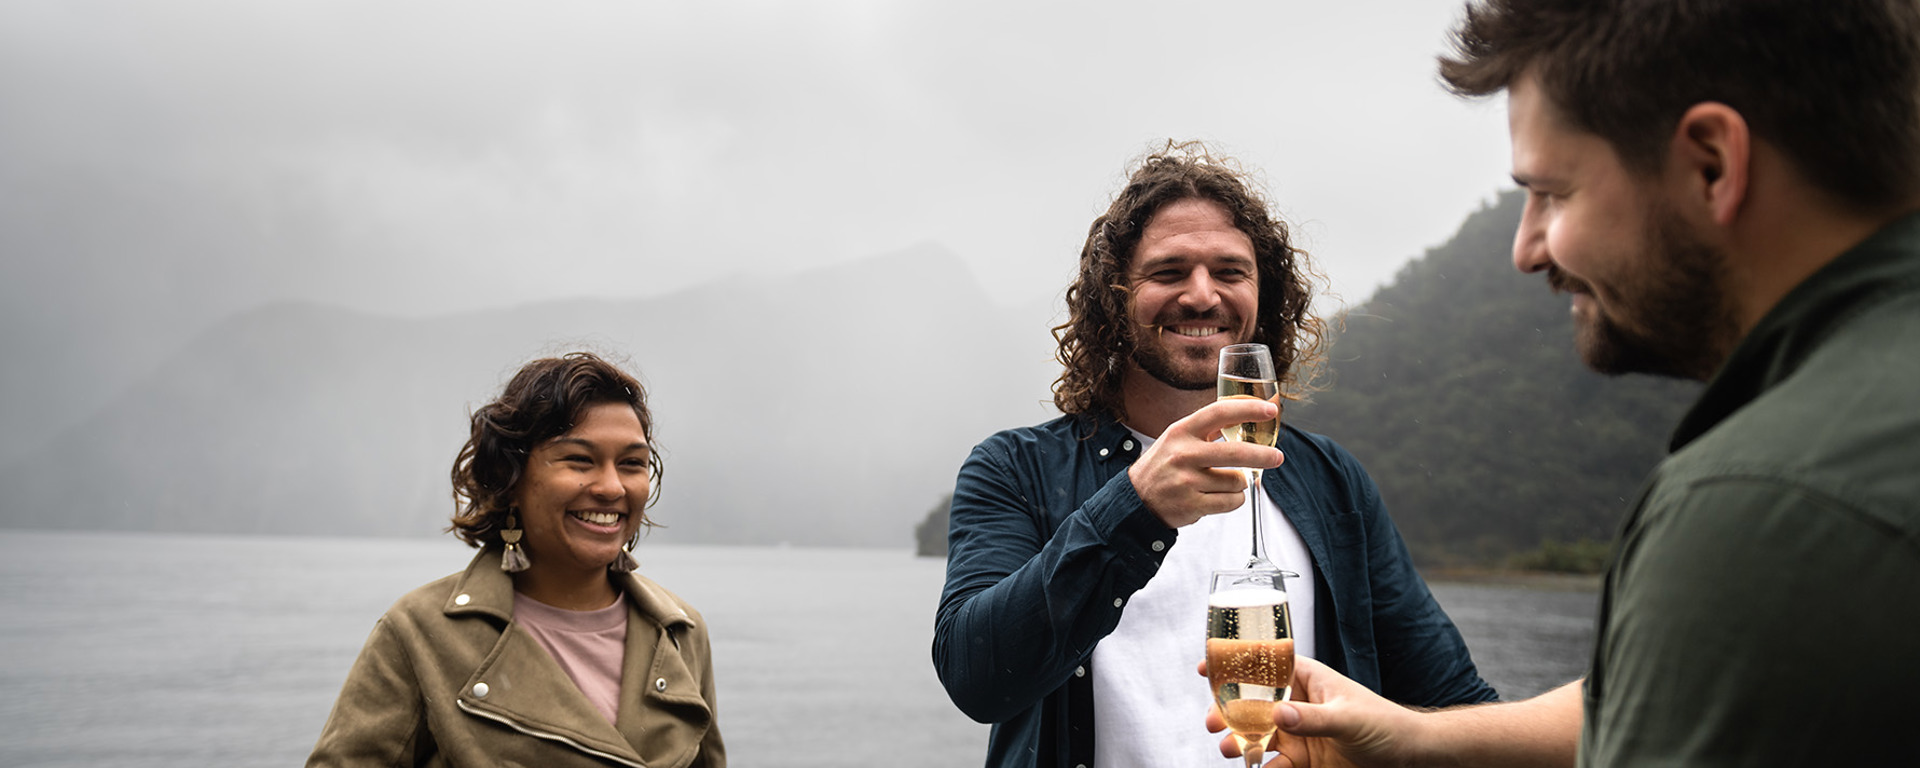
[{"x1": 1671, "y1": 210, "x2": 1920, "y2": 450}]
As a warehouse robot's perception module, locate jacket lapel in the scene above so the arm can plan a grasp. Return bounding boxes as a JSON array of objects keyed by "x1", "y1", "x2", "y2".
[
  {"x1": 614, "y1": 574, "x2": 713, "y2": 767},
  {"x1": 449, "y1": 551, "x2": 649, "y2": 765}
]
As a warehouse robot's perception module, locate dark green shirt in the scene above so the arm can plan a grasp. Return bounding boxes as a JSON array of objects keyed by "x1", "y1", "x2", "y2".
[{"x1": 1581, "y1": 213, "x2": 1920, "y2": 766}]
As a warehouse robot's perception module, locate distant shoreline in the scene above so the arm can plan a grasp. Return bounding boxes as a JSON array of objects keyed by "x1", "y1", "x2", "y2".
[{"x1": 1426, "y1": 568, "x2": 1601, "y2": 592}]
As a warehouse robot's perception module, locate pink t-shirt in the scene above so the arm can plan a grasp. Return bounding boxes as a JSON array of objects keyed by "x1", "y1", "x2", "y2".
[{"x1": 512, "y1": 592, "x2": 629, "y2": 724}]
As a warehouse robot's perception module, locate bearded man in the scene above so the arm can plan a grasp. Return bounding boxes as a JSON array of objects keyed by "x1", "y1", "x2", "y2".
[
  {"x1": 1222, "y1": 1, "x2": 1920, "y2": 766},
  {"x1": 933, "y1": 143, "x2": 1495, "y2": 768}
]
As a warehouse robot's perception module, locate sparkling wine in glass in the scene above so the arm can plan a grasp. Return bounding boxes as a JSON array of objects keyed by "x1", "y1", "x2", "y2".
[
  {"x1": 1207, "y1": 567, "x2": 1296, "y2": 768},
  {"x1": 1218, "y1": 343, "x2": 1281, "y2": 568}
]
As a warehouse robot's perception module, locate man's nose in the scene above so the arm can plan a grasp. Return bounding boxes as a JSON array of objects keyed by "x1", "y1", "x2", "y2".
[
  {"x1": 1177, "y1": 267, "x2": 1222, "y2": 310},
  {"x1": 1512, "y1": 200, "x2": 1551, "y2": 274}
]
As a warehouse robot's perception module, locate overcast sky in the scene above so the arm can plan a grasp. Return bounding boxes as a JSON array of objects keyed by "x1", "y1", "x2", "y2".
[{"x1": 0, "y1": 0, "x2": 1514, "y2": 450}]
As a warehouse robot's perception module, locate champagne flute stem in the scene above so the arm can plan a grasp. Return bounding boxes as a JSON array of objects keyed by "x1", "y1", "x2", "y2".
[
  {"x1": 1238, "y1": 732, "x2": 1272, "y2": 768},
  {"x1": 1247, "y1": 469, "x2": 1268, "y2": 568}
]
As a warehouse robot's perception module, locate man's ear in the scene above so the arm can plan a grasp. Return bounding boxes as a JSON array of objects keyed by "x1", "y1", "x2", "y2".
[{"x1": 1670, "y1": 102, "x2": 1750, "y2": 226}]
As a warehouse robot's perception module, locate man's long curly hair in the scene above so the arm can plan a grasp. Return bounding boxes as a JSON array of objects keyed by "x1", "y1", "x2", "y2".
[{"x1": 1052, "y1": 142, "x2": 1327, "y2": 420}]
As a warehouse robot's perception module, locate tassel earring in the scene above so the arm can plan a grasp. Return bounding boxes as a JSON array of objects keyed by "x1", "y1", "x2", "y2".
[
  {"x1": 500, "y1": 512, "x2": 531, "y2": 573},
  {"x1": 609, "y1": 540, "x2": 639, "y2": 573}
]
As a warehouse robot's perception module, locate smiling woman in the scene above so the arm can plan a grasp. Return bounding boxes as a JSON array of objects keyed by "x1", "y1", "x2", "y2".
[
  {"x1": 306, "y1": 352, "x2": 725, "y2": 767},
  {"x1": 509, "y1": 401, "x2": 656, "y2": 604}
]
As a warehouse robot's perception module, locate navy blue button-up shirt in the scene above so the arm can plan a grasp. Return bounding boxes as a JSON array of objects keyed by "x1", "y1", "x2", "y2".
[{"x1": 933, "y1": 413, "x2": 1495, "y2": 767}]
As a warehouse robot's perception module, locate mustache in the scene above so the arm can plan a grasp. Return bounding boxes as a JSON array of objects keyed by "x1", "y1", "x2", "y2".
[
  {"x1": 1546, "y1": 265, "x2": 1592, "y2": 295},
  {"x1": 1146, "y1": 308, "x2": 1232, "y2": 328}
]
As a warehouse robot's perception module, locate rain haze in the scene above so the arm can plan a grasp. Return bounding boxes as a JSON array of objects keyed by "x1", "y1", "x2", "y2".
[
  {"x1": 0, "y1": 0, "x2": 1511, "y2": 465},
  {"x1": 0, "y1": 4, "x2": 1599, "y2": 765}
]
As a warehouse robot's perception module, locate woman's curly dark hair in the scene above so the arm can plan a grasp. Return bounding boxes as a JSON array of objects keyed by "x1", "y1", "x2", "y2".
[
  {"x1": 447, "y1": 352, "x2": 662, "y2": 548},
  {"x1": 1052, "y1": 141, "x2": 1328, "y2": 419}
]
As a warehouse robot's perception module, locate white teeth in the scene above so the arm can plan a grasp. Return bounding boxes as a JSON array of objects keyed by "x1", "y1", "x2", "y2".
[
  {"x1": 1169, "y1": 326, "x2": 1223, "y2": 338},
  {"x1": 572, "y1": 511, "x2": 621, "y2": 525}
]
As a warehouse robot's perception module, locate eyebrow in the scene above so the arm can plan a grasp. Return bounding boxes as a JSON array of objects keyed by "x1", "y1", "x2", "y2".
[
  {"x1": 1132, "y1": 252, "x2": 1256, "y2": 272},
  {"x1": 1511, "y1": 167, "x2": 1570, "y2": 191},
  {"x1": 548, "y1": 436, "x2": 650, "y2": 453}
]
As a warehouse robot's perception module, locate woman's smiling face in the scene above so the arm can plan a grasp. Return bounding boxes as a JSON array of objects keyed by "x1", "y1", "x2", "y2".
[{"x1": 512, "y1": 401, "x2": 653, "y2": 577}]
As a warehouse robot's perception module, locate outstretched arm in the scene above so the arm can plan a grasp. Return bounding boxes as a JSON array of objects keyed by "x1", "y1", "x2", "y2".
[{"x1": 1207, "y1": 657, "x2": 1580, "y2": 768}]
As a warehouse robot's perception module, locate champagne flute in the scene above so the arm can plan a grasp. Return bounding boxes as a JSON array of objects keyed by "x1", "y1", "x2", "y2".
[
  {"x1": 1218, "y1": 343, "x2": 1281, "y2": 568},
  {"x1": 1207, "y1": 567, "x2": 1297, "y2": 768}
]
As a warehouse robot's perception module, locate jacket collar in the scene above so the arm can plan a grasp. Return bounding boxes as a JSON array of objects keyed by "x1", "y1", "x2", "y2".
[
  {"x1": 1672, "y1": 210, "x2": 1920, "y2": 451},
  {"x1": 444, "y1": 547, "x2": 696, "y2": 632}
]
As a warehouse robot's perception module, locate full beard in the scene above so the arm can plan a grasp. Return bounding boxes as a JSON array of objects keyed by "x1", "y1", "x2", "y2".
[
  {"x1": 1128, "y1": 315, "x2": 1234, "y2": 391},
  {"x1": 1560, "y1": 201, "x2": 1739, "y2": 381}
]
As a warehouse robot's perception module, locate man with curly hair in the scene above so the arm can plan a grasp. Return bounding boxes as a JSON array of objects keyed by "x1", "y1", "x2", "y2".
[{"x1": 933, "y1": 142, "x2": 1495, "y2": 768}]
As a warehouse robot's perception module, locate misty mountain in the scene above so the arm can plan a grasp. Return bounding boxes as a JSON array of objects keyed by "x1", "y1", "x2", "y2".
[
  {"x1": 6, "y1": 192, "x2": 1709, "y2": 564},
  {"x1": 1290, "y1": 190, "x2": 1701, "y2": 566},
  {"x1": 0, "y1": 244, "x2": 1062, "y2": 547}
]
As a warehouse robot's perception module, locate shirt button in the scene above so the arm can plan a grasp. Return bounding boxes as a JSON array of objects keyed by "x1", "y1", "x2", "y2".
[
  {"x1": 1075, "y1": 666, "x2": 1086, "y2": 678},
  {"x1": 471, "y1": 682, "x2": 489, "y2": 698},
  {"x1": 1113, "y1": 598, "x2": 1124, "y2": 608},
  {"x1": 655, "y1": 677, "x2": 668, "y2": 692},
  {"x1": 454, "y1": 593, "x2": 471, "y2": 606},
  {"x1": 1098, "y1": 448, "x2": 1110, "y2": 457},
  {"x1": 1151, "y1": 540, "x2": 1165, "y2": 552},
  {"x1": 1123, "y1": 439, "x2": 1135, "y2": 450}
]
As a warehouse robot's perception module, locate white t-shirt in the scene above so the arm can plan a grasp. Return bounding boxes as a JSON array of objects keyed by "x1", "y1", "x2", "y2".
[{"x1": 1091, "y1": 429, "x2": 1318, "y2": 768}]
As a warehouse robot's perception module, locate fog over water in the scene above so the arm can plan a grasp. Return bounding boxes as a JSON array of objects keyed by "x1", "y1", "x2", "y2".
[{"x1": 0, "y1": 0, "x2": 1512, "y2": 473}]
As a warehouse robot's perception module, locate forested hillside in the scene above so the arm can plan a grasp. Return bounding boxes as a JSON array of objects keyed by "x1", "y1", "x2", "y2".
[{"x1": 1288, "y1": 190, "x2": 1701, "y2": 568}]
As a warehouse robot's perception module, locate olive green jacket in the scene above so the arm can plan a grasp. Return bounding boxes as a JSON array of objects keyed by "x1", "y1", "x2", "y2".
[
  {"x1": 1580, "y1": 212, "x2": 1920, "y2": 765},
  {"x1": 308, "y1": 549, "x2": 725, "y2": 767}
]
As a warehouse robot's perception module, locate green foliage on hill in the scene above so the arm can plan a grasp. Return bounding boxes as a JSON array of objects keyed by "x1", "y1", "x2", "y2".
[{"x1": 1288, "y1": 189, "x2": 1701, "y2": 569}]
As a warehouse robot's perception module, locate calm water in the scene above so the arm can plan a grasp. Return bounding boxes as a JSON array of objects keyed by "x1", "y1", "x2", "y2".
[{"x1": 0, "y1": 531, "x2": 1592, "y2": 767}]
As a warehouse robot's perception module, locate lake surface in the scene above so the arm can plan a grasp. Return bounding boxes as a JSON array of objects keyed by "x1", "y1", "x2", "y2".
[{"x1": 0, "y1": 531, "x2": 1592, "y2": 767}]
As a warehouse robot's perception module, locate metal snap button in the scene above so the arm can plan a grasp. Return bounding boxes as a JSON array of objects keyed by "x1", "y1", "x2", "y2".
[
  {"x1": 654, "y1": 677, "x2": 668, "y2": 692},
  {"x1": 454, "y1": 594, "x2": 471, "y2": 606},
  {"x1": 472, "y1": 682, "x2": 489, "y2": 698}
]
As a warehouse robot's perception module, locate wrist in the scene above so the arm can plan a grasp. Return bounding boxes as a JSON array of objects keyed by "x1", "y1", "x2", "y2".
[{"x1": 1125, "y1": 462, "x2": 1176, "y2": 529}]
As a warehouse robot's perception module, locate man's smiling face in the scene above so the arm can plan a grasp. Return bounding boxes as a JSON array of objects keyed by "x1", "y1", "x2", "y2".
[
  {"x1": 1124, "y1": 197, "x2": 1260, "y2": 390},
  {"x1": 1508, "y1": 72, "x2": 1736, "y2": 380}
]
